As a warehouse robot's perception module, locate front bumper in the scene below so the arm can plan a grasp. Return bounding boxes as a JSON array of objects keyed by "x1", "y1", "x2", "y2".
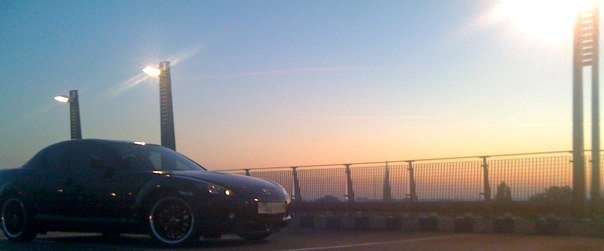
[{"x1": 198, "y1": 197, "x2": 291, "y2": 235}]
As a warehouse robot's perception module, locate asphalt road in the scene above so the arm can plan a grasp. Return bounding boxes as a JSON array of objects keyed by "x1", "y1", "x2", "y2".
[{"x1": 1, "y1": 229, "x2": 604, "y2": 251}]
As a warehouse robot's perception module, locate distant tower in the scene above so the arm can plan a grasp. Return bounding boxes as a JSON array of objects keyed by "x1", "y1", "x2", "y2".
[
  {"x1": 382, "y1": 163, "x2": 392, "y2": 202},
  {"x1": 159, "y1": 61, "x2": 176, "y2": 151},
  {"x1": 572, "y1": 4, "x2": 600, "y2": 213}
]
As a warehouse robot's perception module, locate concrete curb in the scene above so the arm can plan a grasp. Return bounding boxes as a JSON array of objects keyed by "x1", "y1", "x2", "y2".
[{"x1": 287, "y1": 214, "x2": 604, "y2": 238}]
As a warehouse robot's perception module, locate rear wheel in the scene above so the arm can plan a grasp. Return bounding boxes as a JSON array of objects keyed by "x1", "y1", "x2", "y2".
[
  {"x1": 237, "y1": 231, "x2": 272, "y2": 241},
  {"x1": 1, "y1": 197, "x2": 37, "y2": 242},
  {"x1": 148, "y1": 196, "x2": 198, "y2": 246}
]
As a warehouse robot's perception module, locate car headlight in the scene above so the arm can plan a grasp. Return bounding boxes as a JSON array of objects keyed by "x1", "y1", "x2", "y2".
[
  {"x1": 276, "y1": 184, "x2": 291, "y2": 203},
  {"x1": 262, "y1": 179, "x2": 291, "y2": 202}
]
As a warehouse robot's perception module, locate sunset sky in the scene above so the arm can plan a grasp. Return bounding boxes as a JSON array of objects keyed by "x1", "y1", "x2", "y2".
[{"x1": 0, "y1": 0, "x2": 599, "y2": 170}]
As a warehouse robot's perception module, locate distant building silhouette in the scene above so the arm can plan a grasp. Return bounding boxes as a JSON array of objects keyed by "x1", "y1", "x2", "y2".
[{"x1": 382, "y1": 163, "x2": 392, "y2": 202}]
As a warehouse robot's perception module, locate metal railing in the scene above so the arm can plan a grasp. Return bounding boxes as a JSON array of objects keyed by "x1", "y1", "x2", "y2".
[{"x1": 217, "y1": 151, "x2": 602, "y2": 213}]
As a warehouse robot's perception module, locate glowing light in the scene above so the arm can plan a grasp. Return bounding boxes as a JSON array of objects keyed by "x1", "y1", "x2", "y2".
[
  {"x1": 579, "y1": 0, "x2": 598, "y2": 13},
  {"x1": 483, "y1": 0, "x2": 598, "y2": 42},
  {"x1": 143, "y1": 65, "x2": 161, "y2": 77},
  {"x1": 225, "y1": 189, "x2": 232, "y2": 196},
  {"x1": 54, "y1": 95, "x2": 70, "y2": 103},
  {"x1": 134, "y1": 141, "x2": 146, "y2": 146}
]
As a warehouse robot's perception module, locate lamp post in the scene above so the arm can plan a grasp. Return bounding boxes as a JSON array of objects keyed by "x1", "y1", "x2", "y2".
[
  {"x1": 143, "y1": 61, "x2": 176, "y2": 150},
  {"x1": 573, "y1": 1, "x2": 600, "y2": 215},
  {"x1": 54, "y1": 90, "x2": 82, "y2": 140}
]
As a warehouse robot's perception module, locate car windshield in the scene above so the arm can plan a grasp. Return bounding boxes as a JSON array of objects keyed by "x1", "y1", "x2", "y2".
[{"x1": 110, "y1": 143, "x2": 206, "y2": 172}]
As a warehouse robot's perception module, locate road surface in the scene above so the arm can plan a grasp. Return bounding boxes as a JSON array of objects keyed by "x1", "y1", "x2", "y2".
[{"x1": 1, "y1": 229, "x2": 603, "y2": 250}]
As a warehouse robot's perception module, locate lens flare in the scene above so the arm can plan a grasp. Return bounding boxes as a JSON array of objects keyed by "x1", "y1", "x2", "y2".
[{"x1": 481, "y1": 0, "x2": 598, "y2": 43}]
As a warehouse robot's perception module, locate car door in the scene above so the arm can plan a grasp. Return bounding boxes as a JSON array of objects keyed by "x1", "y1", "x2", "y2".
[
  {"x1": 70, "y1": 141, "x2": 151, "y2": 219},
  {"x1": 66, "y1": 141, "x2": 122, "y2": 218},
  {"x1": 34, "y1": 142, "x2": 74, "y2": 216}
]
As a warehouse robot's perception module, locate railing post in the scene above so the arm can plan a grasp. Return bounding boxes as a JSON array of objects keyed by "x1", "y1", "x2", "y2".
[
  {"x1": 345, "y1": 164, "x2": 355, "y2": 203},
  {"x1": 244, "y1": 169, "x2": 250, "y2": 176},
  {"x1": 292, "y1": 167, "x2": 302, "y2": 202},
  {"x1": 481, "y1": 157, "x2": 492, "y2": 202},
  {"x1": 408, "y1": 161, "x2": 418, "y2": 202}
]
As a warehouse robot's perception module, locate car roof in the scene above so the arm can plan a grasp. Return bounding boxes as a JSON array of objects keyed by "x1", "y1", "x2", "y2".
[{"x1": 62, "y1": 139, "x2": 160, "y2": 147}]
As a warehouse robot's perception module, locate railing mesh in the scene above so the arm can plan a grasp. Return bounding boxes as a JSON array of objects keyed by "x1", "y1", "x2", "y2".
[
  {"x1": 414, "y1": 161, "x2": 482, "y2": 201},
  {"x1": 249, "y1": 169, "x2": 294, "y2": 196},
  {"x1": 488, "y1": 156, "x2": 572, "y2": 200},
  {"x1": 218, "y1": 152, "x2": 604, "y2": 204},
  {"x1": 298, "y1": 167, "x2": 347, "y2": 202}
]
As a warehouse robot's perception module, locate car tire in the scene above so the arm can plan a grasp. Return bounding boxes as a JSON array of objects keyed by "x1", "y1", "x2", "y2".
[
  {"x1": 237, "y1": 231, "x2": 272, "y2": 241},
  {"x1": 148, "y1": 196, "x2": 199, "y2": 246},
  {"x1": 1, "y1": 197, "x2": 37, "y2": 242}
]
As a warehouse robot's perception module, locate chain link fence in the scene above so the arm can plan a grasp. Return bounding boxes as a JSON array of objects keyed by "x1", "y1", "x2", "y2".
[{"x1": 218, "y1": 151, "x2": 602, "y2": 207}]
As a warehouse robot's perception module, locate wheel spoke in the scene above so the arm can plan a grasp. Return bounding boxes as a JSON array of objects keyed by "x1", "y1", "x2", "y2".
[{"x1": 150, "y1": 197, "x2": 194, "y2": 243}]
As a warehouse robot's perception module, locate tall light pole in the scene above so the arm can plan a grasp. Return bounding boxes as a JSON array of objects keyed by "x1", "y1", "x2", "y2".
[
  {"x1": 143, "y1": 61, "x2": 176, "y2": 150},
  {"x1": 573, "y1": 2, "x2": 600, "y2": 215},
  {"x1": 589, "y1": 3, "x2": 601, "y2": 214},
  {"x1": 54, "y1": 90, "x2": 82, "y2": 140}
]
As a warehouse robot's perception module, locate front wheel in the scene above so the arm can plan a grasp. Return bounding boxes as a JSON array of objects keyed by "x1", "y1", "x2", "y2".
[
  {"x1": 1, "y1": 197, "x2": 37, "y2": 242},
  {"x1": 237, "y1": 231, "x2": 272, "y2": 241},
  {"x1": 148, "y1": 196, "x2": 198, "y2": 246}
]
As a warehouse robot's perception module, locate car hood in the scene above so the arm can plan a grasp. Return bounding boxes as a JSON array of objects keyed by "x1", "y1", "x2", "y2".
[{"x1": 173, "y1": 171, "x2": 288, "y2": 201}]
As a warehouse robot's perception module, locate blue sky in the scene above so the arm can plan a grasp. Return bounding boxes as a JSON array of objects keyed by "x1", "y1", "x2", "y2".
[{"x1": 0, "y1": 0, "x2": 590, "y2": 169}]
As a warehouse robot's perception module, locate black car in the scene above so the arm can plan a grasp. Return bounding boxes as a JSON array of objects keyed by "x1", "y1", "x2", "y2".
[{"x1": 0, "y1": 139, "x2": 291, "y2": 245}]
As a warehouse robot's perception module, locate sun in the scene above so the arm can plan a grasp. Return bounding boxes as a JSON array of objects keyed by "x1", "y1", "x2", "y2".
[{"x1": 484, "y1": 0, "x2": 597, "y2": 43}]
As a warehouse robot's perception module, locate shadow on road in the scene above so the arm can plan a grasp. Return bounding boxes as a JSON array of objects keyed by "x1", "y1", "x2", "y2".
[{"x1": 0, "y1": 234, "x2": 270, "y2": 250}]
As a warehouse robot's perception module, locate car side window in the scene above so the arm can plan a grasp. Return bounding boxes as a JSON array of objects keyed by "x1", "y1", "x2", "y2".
[
  {"x1": 43, "y1": 143, "x2": 72, "y2": 172},
  {"x1": 69, "y1": 142, "x2": 90, "y2": 173},
  {"x1": 148, "y1": 152, "x2": 162, "y2": 170},
  {"x1": 84, "y1": 143, "x2": 117, "y2": 169}
]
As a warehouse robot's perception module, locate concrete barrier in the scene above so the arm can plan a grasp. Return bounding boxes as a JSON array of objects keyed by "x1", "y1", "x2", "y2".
[
  {"x1": 560, "y1": 218, "x2": 593, "y2": 237},
  {"x1": 384, "y1": 216, "x2": 402, "y2": 230},
  {"x1": 535, "y1": 216, "x2": 560, "y2": 235},
  {"x1": 493, "y1": 216, "x2": 515, "y2": 233},
  {"x1": 475, "y1": 217, "x2": 493, "y2": 233},
  {"x1": 515, "y1": 217, "x2": 536, "y2": 235},
  {"x1": 299, "y1": 215, "x2": 315, "y2": 228},
  {"x1": 287, "y1": 213, "x2": 604, "y2": 239},
  {"x1": 437, "y1": 216, "x2": 454, "y2": 232},
  {"x1": 355, "y1": 216, "x2": 370, "y2": 230},
  {"x1": 401, "y1": 215, "x2": 420, "y2": 232},
  {"x1": 454, "y1": 216, "x2": 475, "y2": 232},
  {"x1": 419, "y1": 214, "x2": 439, "y2": 231},
  {"x1": 325, "y1": 216, "x2": 341, "y2": 230}
]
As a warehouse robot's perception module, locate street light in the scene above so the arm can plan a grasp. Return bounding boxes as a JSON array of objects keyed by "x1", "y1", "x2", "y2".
[
  {"x1": 54, "y1": 95, "x2": 70, "y2": 103},
  {"x1": 143, "y1": 65, "x2": 162, "y2": 78},
  {"x1": 572, "y1": 1, "x2": 599, "y2": 215},
  {"x1": 143, "y1": 61, "x2": 176, "y2": 150},
  {"x1": 54, "y1": 90, "x2": 82, "y2": 140}
]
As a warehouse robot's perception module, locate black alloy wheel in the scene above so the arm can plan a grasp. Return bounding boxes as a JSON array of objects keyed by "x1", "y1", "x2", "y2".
[
  {"x1": 149, "y1": 196, "x2": 197, "y2": 245},
  {"x1": 1, "y1": 197, "x2": 37, "y2": 242}
]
